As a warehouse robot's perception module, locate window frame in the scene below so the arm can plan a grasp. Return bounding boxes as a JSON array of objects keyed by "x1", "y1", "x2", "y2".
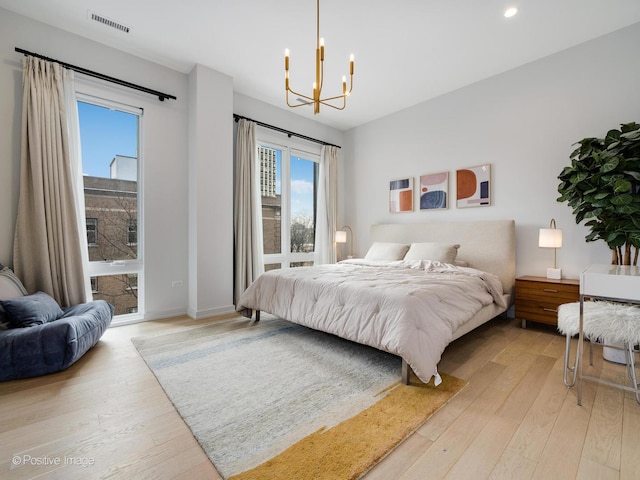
[
  {"x1": 76, "y1": 91, "x2": 144, "y2": 323},
  {"x1": 256, "y1": 129, "x2": 321, "y2": 270}
]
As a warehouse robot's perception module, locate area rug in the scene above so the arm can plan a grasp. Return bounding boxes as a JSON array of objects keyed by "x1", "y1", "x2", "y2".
[{"x1": 132, "y1": 315, "x2": 466, "y2": 479}]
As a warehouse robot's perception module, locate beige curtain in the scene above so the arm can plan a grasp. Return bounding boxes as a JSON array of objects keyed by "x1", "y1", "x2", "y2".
[
  {"x1": 314, "y1": 145, "x2": 339, "y2": 264},
  {"x1": 13, "y1": 57, "x2": 87, "y2": 306},
  {"x1": 233, "y1": 119, "x2": 264, "y2": 305}
]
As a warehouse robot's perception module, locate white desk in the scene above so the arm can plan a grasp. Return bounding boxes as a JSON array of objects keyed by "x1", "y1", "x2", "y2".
[{"x1": 577, "y1": 264, "x2": 640, "y2": 405}]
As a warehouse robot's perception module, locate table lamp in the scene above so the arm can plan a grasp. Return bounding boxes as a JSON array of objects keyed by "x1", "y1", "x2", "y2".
[
  {"x1": 539, "y1": 218, "x2": 563, "y2": 279},
  {"x1": 335, "y1": 226, "x2": 353, "y2": 260}
]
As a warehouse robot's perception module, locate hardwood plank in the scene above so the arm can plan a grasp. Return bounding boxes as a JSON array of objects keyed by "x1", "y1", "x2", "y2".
[
  {"x1": 620, "y1": 395, "x2": 640, "y2": 480},
  {"x1": 497, "y1": 358, "x2": 569, "y2": 463},
  {"x1": 576, "y1": 457, "x2": 619, "y2": 480},
  {"x1": 399, "y1": 386, "x2": 509, "y2": 479},
  {"x1": 443, "y1": 415, "x2": 518, "y2": 479},
  {"x1": 417, "y1": 361, "x2": 506, "y2": 441},
  {"x1": 488, "y1": 446, "x2": 538, "y2": 480},
  {"x1": 364, "y1": 429, "x2": 434, "y2": 480},
  {"x1": 494, "y1": 355, "x2": 557, "y2": 424},
  {"x1": 581, "y1": 375, "x2": 624, "y2": 470},
  {"x1": 531, "y1": 380, "x2": 598, "y2": 480}
]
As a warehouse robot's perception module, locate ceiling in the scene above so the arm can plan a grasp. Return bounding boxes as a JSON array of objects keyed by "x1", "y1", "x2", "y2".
[{"x1": 2, "y1": 0, "x2": 640, "y2": 131}]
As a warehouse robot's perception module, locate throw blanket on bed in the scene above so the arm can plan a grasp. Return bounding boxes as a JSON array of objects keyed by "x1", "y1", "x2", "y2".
[{"x1": 237, "y1": 260, "x2": 506, "y2": 383}]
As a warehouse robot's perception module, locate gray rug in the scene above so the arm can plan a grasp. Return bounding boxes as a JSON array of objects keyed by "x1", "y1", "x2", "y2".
[{"x1": 132, "y1": 315, "x2": 402, "y2": 478}]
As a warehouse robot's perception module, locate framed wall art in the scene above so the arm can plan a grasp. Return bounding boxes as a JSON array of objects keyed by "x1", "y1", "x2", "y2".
[
  {"x1": 456, "y1": 164, "x2": 491, "y2": 208},
  {"x1": 419, "y1": 171, "x2": 448, "y2": 210},
  {"x1": 389, "y1": 177, "x2": 414, "y2": 213}
]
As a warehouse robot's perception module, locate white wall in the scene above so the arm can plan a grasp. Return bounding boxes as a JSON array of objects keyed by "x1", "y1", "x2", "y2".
[
  {"x1": 188, "y1": 64, "x2": 234, "y2": 318},
  {"x1": 344, "y1": 22, "x2": 640, "y2": 280}
]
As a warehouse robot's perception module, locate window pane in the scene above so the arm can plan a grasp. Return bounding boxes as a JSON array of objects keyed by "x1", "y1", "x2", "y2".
[
  {"x1": 290, "y1": 156, "x2": 317, "y2": 254},
  {"x1": 78, "y1": 101, "x2": 139, "y2": 262},
  {"x1": 91, "y1": 273, "x2": 138, "y2": 316},
  {"x1": 259, "y1": 145, "x2": 281, "y2": 255},
  {"x1": 264, "y1": 263, "x2": 281, "y2": 272}
]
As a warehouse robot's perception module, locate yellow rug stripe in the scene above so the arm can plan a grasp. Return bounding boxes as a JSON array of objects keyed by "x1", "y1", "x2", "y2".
[{"x1": 229, "y1": 373, "x2": 467, "y2": 480}]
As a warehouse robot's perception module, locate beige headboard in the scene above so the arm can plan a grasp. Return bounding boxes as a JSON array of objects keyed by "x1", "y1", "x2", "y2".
[{"x1": 370, "y1": 220, "x2": 516, "y2": 297}]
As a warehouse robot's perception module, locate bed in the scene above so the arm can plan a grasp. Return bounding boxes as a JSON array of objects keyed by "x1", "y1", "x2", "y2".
[{"x1": 237, "y1": 220, "x2": 516, "y2": 385}]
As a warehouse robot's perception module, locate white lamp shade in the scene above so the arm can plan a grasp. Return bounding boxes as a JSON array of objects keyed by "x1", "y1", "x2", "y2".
[
  {"x1": 539, "y1": 228, "x2": 563, "y2": 248},
  {"x1": 335, "y1": 230, "x2": 347, "y2": 243}
]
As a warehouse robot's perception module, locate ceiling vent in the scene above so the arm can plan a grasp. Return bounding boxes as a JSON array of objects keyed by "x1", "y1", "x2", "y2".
[{"x1": 88, "y1": 11, "x2": 131, "y2": 33}]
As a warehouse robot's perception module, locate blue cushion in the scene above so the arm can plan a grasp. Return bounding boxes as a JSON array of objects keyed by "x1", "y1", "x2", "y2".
[{"x1": 1, "y1": 291, "x2": 64, "y2": 328}]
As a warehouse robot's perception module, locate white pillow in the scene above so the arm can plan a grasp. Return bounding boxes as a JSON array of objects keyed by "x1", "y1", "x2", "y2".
[
  {"x1": 363, "y1": 242, "x2": 410, "y2": 261},
  {"x1": 403, "y1": 242, "x2": 460, "y2": 264}
]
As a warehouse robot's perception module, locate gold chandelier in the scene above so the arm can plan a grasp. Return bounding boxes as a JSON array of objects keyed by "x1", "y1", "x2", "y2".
[{"x1": 284, "y1": 0, "x2": 354, "y2": 114}]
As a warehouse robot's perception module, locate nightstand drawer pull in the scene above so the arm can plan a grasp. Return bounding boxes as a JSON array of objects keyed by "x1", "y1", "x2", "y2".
[
  {"x1": 542, "y1": 307, "x2": 558, "y2": 313},
  {"x1": 543, "y1": 288, "x2": 559, "y2": 293}
]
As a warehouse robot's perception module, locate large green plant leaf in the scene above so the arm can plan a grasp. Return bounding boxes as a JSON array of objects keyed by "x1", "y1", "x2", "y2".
[
  {"x1": 614, "y1": 179, "x2": 632, "y2": 194},
  {"x1": 557, "y1": 122, "x2": 640, "y2": 260}
]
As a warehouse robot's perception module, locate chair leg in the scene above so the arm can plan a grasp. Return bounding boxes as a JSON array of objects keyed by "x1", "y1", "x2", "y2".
[
  {"x1": 563, "y1": 333, "x2": 578, "y2": 387},
  {"x1": 625, "y1": 342, "x2": 640, "y2": 404}
]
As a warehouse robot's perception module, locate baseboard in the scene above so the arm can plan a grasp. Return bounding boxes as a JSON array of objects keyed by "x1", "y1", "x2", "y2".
[
  {"x1": 144, "y1": 307, "x2": 188, "y2": 321},
  {"x1": 187, "y1": 304, "x2": 236, "y2": 320}
]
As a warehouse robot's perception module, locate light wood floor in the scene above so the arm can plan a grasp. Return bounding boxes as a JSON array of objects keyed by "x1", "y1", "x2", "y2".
[{"x1": 1, "y1": 314, "x2": 639, "y2": 480}]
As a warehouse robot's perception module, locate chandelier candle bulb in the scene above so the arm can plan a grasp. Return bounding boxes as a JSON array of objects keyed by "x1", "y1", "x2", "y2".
[
  {"x1": 350, "y1": 54, "x2": 354, "y2": 74},
  {"x1": 284, "y1": 49, "x2": 289, "y2": 70},
  {"x1": 342, "y1": 76, "x2": 347, "y2": 94}
]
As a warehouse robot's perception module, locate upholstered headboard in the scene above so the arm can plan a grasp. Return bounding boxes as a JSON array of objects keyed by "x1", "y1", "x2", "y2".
[{"x1": 370, "y1": 220, "x2": 516, "y2": 297}]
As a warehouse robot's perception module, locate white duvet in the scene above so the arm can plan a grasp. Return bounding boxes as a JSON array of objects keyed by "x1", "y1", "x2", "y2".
[{"x1": 237, "y1": 259, "x2": 506, "y2": 383}]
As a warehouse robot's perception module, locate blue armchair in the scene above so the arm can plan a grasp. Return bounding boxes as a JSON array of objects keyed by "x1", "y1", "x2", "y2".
[{"x1": 0, "y1": 266, "x2": 114, "y2": 381}]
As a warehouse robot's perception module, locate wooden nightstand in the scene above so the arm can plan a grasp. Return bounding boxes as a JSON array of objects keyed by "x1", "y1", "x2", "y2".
[{"x1": 515, "y1": 276, "x2": 580, "y2": 328}]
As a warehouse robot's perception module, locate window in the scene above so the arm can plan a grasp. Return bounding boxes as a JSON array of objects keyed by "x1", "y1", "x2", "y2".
[
  {"x1": 77, "y1": 96, "x2": 143, "y2": 320},
  {"x1": 86, "y1": 218, "x2": 98, "y2": 246},
  {"x1": 257, "y1": 132, "x2": 319, "y2": 270}
]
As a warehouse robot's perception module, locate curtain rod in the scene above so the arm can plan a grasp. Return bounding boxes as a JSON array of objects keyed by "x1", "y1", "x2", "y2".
[
  {"x1": 15, "y1": 47, "x2": 177, "y2": 102},
  {"x1": 233, "y1": 114, "x2": 341, "y2": 149}
]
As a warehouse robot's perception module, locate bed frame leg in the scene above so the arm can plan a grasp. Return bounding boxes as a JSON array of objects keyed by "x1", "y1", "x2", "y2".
[
  {"x1": 401, "y1": 359, "x2": 410, "y2": 385},
  {"x1": 255, "y1": 310, "x2": 260, "y2": 322}
]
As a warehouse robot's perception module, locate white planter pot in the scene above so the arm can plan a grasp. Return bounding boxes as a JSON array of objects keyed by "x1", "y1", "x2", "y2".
[{"x1": 603, "y1": 342, "x2": 627, "y2": 364}]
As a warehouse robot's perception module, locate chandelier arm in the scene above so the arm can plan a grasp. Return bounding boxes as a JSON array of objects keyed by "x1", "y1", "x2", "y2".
[
  {"x1": 319, "y1": 99, "x2": 347, "y2": 111},
  {"x1": 286, "y1": 98, "x2": 315, "y2": 108},
  {"x1": 286, "y1": 89, "x2": 315, "y2": 108},
  {"x1": 319, "y1": 93, "x2": 348, "y2": 103},
  {"x1": 287, "y1": 88, "x2": 314, "y2": 102},
  {"x1": 289, "y1": 102, "x2": 317, "y2": 108}
]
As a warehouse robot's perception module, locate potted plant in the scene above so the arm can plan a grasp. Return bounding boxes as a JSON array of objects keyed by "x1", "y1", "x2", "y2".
[{"x1": 557, "y1": 122, "x2": 640, "y2": 265}]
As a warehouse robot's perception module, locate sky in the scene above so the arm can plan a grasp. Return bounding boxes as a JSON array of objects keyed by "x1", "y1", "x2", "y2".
[
  {"x1": 77, "y1": 101, "x2": 138, "y2": 178},
  {"x1": 270, "y1": 149, "x2": 315, "y2": 220}
]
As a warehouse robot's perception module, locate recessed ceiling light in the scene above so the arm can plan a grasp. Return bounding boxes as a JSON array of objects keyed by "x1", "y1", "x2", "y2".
[{"x1": 504, "y1": 7, "x2": 518, "y2": 18}]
